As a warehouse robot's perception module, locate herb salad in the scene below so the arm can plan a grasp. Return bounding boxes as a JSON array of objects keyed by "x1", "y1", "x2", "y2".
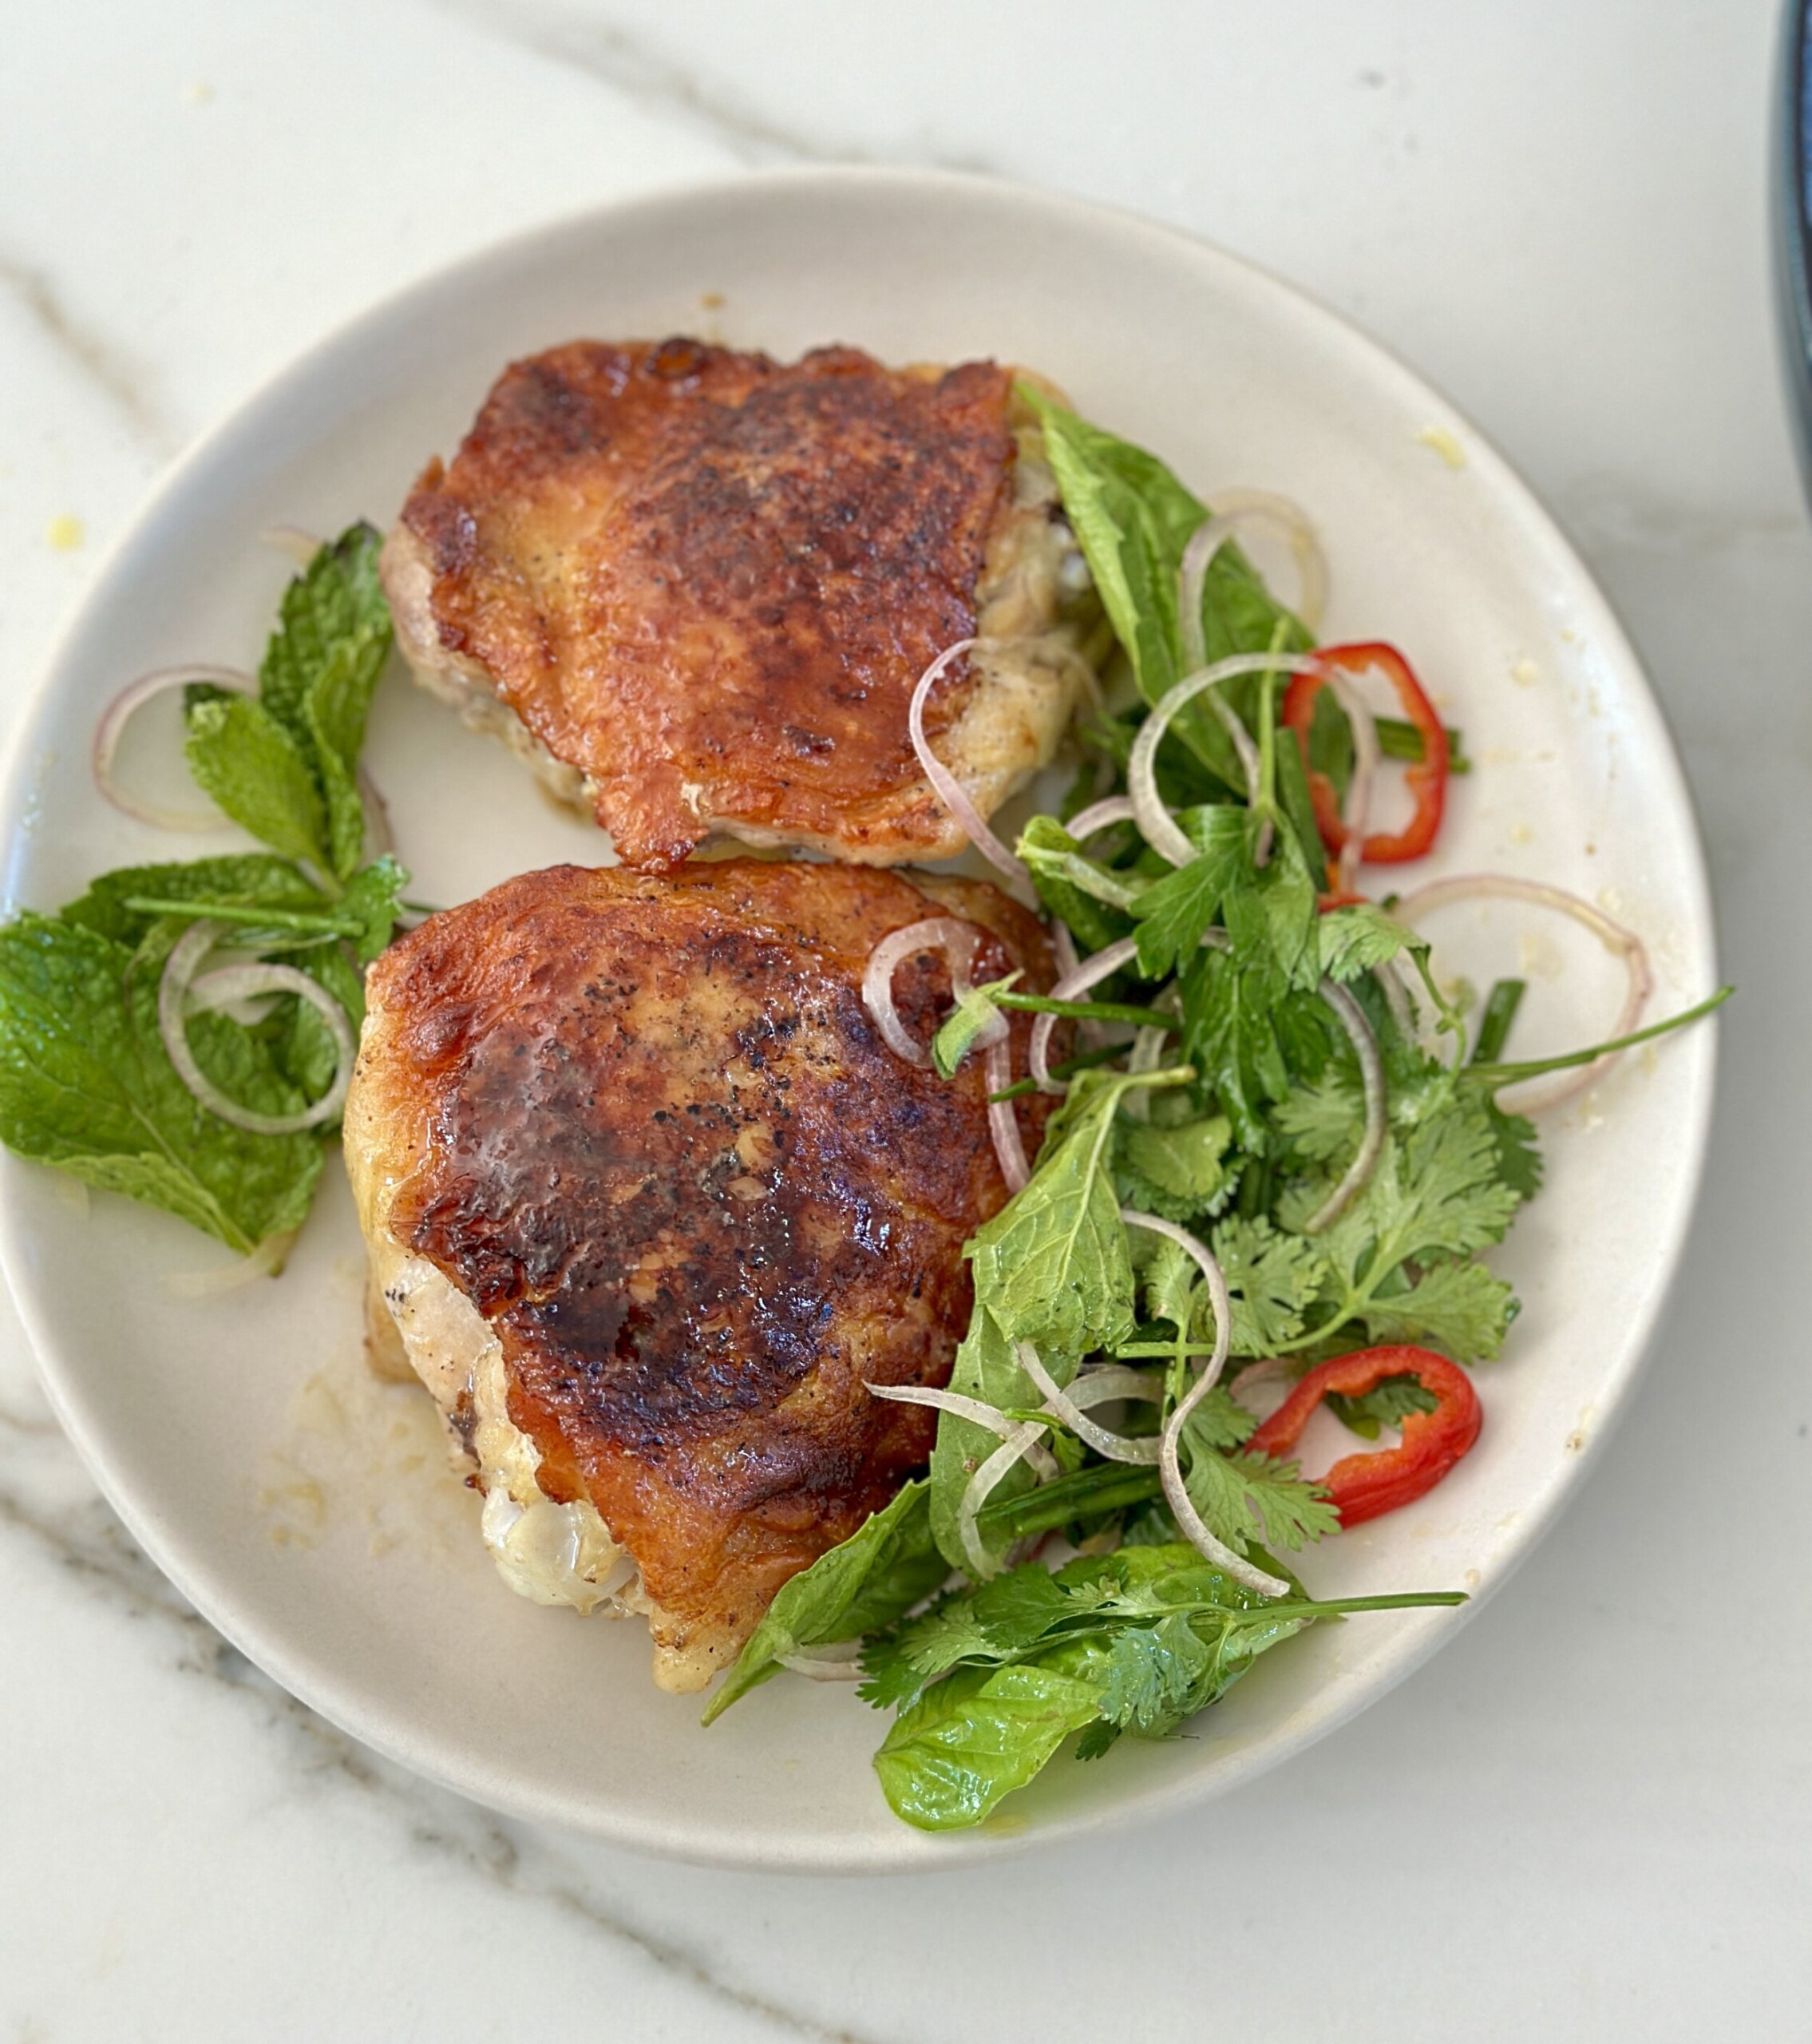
[
  {"x1": 0, "y1": 399, "x2": 1724, "y2": 1839},
  {"x1": 700, "y1": 389, "x2": 1727, "y2": 1830}
]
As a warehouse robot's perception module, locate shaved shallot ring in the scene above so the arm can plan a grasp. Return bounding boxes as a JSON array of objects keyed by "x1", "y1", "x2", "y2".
[
  {"x1": 908, "y1": 640, "x2": 1037, "y2": 901},
  {"x1": 1065, "y1": 794, "x2": 1137, "y2": 842},
  {"x1": 93, "y1": 665, "x2": 254, "y2": 830},
  {"x1": 164, "y1": 1226, "x2": 299, "y2": 1297},
  {"x1": 861, "y1": 917, "x2": 987, "y2": 1067},
  {"x1": 259, "y1": 524, "x2": 323, "y2": 566},
  {"x1": 983, "y1": 1036, "x2": 1031, "y2": 1194},
  {"x1": 158, "y1": 925, "x2": 357, "y2": 1136},
  {"x1": 1029, "y1": 934, "x2": 1141, "y2": 1092},
  {"x1": 1016, "y1": 1340, "x2": 1161, "y2": 1464},
  {"x1": 1179, "y1": 494, "x2": 1328, "y2": 654},
  {"x1": 958, "y1": 1425, "x2": 1052, "y2": 1579},
  {"x1": 1130, "y1": 653, "x2": 1349, "y2": 870},
  {"x1": 1301, "y1": 978, "x2": 1387, "y2": 1233},
  {"x1": 1392, "y1": 873, "x2": 1653, "y2": 1114},
  {"x1": 1121, "y1": 1207, "x2": 1291, "y2": 1598},
  {"x1": 862, "y1": 1381, "x2": 1059, "y2": 1483}
]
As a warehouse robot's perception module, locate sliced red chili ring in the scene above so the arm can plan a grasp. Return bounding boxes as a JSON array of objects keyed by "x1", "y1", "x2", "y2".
[
  {"x1": 1281, "y1": 642, "x2": 1450, "y2": 866},
  {"x1": 1247, "y1": 1344, "x2": 1482, "y2": 1527}
]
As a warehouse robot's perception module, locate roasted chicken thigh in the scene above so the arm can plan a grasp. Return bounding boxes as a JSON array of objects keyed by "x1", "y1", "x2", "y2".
[
  {"x1": 344, "y1": 859, "x2": 1054, "y2": 1690},
  {"x1": 382, "y1": 339, "x2": 1089, "y2": 871}
]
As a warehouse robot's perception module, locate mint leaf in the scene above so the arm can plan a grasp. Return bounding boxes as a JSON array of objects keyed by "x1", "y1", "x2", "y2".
[
  {"x1": 184, "y1": 696, "x2": 331, "y2": 873},
  {"x1": 61, "y1": 855, "x2": 331, "y2": 949},
  {"x1": 259, "y1": 521, "x2": 390, "y2": 744},
  {"x1": 336, "y1": 854, "x2": 408, "y2": 966},
  {"x1": 0, "y1": 914, "x2": 321, "y2": 1254}
]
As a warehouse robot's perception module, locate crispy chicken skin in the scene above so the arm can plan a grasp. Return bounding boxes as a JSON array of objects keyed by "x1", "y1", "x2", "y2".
[
  {"x1": 344, "y1": 860, "x2": 1055, "y2": 1691},
  {"x1": 382, "y1": 339, "x2": 1086, "y2": 871}
]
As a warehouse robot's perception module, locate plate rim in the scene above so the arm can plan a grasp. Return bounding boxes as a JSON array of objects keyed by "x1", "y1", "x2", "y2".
[{"x1": 0, "y1": 162, "x2": 1721, "y2": 1872}]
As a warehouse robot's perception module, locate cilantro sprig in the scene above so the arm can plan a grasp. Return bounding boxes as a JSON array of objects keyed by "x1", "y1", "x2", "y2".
[{"x1": 705, "y1": 398, "x2": 1723, "y2": 1835}]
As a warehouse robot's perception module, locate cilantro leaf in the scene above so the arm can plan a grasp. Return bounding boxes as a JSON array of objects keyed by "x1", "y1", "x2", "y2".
[
  {"x1": 1181, "y1": 1445, "x2": 1339, "y2": 1555},
  {"x1": 1317, "y1": 902, "x2": 1423, "y2": 984},
  {"x1": 1211, "y1": 1214, "x2": 1329, "y2": 1355}
]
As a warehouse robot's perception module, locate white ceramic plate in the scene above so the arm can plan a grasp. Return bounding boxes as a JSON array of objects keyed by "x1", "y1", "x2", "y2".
[{"x1": 0, "y1": 168, "x2": 1717, "y2": 1871}]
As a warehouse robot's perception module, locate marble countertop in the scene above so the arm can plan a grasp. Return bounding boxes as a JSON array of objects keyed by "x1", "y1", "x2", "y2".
[{"x1": 3, "y1": 3, "x2": 1808, "y2": 2036}]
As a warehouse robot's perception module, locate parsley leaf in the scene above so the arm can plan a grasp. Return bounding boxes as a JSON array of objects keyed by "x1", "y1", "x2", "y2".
[{"x1": 1128, "y1": 805, "x2": 1252, "y2": 977}]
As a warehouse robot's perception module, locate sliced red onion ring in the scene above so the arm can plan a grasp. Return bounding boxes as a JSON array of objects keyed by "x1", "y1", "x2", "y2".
[
  {"x1": 957, "y1": 1427, "x2": 1050, "y2": 1579},
  {"x1": 1122, "y1": 1207, "x2": 1290, "y2": 1598},
  {"x1": 777, "y1": 1646, "x2": 868, "y2": 1682},
  {"x1": 1066, "y1": 794, "x2": 1137, "y2": 842},
  {"x1": 1016, "y1": 1340, "x2": 1161, "y2": 1464},
  {"x1": 160, "y1": 924, "x2": 356, "y2": 1135},
  {"x1": 260, "y1": 525, "x2": 322, "y2": 566},
  {"x1": 983, "y1": 1036, "x2": 1030, "y2": 1194},
  {"x1": 862, "y1": 1380, "x2": 1059, "y2": 1482},
  {"x1": 1130, "y1": 653, "x2": 1335, "y2": 869},
  {"x1": 908, "y1": 640, "x2": 1035, "y2": 900},
  {"x1": 93, "y1": 665, "x2": 253, "y2": 830},
  {"x1": 1029, "y1": 934, "x2": 1141, "y2": 1092},
  {"x1": 164, "y1": 1226, "x2": 299, "y2": 1298},
  {"x1": 861, "y1": 917, "x2": 986, "y2": 1067},
  {"x1": 1179, "y1": 495, "x2": 1328, "y2": 655},
  {"x1": 1393, "y1": 873, "x2": 1653, "y2": 1114},
  {"x1": 1302, "y1": 978, "x2": 1387, "y2": 1233}
]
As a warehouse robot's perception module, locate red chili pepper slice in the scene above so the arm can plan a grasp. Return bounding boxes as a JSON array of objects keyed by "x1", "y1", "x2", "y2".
[
  {"x1": 1246, "y1": 1344, "x2": 1482, "y2": 1527},
  {"x1": 1281, "y1": 642, "x2": 1450, "y2": 865}
]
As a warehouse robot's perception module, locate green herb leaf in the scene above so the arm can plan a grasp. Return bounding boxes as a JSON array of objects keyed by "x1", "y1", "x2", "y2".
[
  {"x1": 1016, "y1": 814, "x2": 1136, "y2": 955},
  {"x1": 0, "y1": 914, "x2": 322, "y2": 1254},
  {"x1": 61, "y1": 855, "x2": 333, "y2": 949},
  {"x1": 184, "y1": 695, "x2": 332, "y2": 873},
  {"x1": 1128, "y1": 805, "x2": 1252, "y2": 977},
  {"x1": 701, "y1": 1480, "x2": 949, "y2": 1724},
  {"x1": 967, "y1": 1068, "x2": 1187, "y2": 1357}
]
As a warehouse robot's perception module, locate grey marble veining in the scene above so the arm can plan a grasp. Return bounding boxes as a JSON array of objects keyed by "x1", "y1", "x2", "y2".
[{"x1": 1, "y1": 3, "x2": 1807, "y2": 2038}]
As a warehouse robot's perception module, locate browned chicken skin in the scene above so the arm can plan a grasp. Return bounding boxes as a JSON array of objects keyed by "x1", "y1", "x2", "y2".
[
  {"x1": 382, "y1": 339, "x2": 1086, "y2": 871},
  {"x1": 345, "y1": 860, "x2": 1055, "y2": 1689}
]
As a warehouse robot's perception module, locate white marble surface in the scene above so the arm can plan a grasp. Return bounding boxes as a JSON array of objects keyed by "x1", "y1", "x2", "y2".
[{"x1": 2, "y1": 2, "x2": 1808, "y2": 2035}]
